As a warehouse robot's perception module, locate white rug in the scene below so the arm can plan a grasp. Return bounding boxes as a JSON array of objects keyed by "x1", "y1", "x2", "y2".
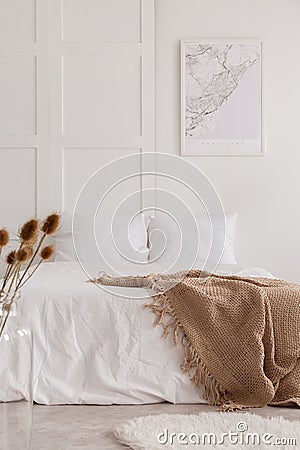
[{"x1": 114, "y1": 412, "x2": 300, "y2": 449}]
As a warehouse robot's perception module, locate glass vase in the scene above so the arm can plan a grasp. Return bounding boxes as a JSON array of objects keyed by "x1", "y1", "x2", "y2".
[{"x1": 0, "y1": 290, "x2": 33, "y2": 449}]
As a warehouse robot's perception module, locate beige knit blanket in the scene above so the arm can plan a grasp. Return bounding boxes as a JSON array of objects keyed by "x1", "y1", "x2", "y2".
[{"x1": 93, "y1": 270, "x2": 300, "y2": 410}]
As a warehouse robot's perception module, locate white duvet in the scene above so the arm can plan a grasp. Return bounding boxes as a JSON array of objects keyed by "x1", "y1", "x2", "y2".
[{"x1": 0, "y1": 262, "x2": 274, "y2": 405}]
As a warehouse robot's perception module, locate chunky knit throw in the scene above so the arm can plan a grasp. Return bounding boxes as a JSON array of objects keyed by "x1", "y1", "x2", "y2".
[{"x1": 93, "y1": 270, "x2": 300, "y2": 410}]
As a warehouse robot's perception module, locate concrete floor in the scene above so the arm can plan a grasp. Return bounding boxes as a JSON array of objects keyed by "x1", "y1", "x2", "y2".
[{"x1": 0, "y1": 401, "x2": 299, "y2": 450}]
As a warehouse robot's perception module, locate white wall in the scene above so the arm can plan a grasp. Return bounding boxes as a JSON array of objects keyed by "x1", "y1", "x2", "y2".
[
  {"x1": 1, "y1": 0, "x2": 300, "y2": 282},
  {"x1": 155, "y1": 0, "x2": 300, "y2": 282}
]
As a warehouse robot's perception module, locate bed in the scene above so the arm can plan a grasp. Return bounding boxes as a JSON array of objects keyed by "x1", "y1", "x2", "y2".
[{"x1": 0, "y1": 261, "x2": 274, "y2": 405}]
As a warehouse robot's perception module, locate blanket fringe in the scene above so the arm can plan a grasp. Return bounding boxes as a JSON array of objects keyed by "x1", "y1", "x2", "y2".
[{"x1": 144, "y1": 293, "x2": 245, "y2": 411}]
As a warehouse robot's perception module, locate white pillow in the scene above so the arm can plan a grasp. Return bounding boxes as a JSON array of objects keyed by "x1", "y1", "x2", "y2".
[
  {"x1": 148, "y1": 212, "x2": 237, "y2": 268},
  {"x1": 54, "y1": 212, "x2": 149, "y2": 265}
]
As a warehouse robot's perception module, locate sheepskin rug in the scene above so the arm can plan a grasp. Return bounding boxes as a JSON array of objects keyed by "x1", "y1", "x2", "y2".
[{"x1": 114, "y1": 411, "x2": 300, "y2": 449}]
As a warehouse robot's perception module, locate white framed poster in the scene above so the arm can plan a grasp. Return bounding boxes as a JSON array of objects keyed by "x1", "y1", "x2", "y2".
[{"x1": 181, "y1": 39, "x2": 262, "y2": 156}]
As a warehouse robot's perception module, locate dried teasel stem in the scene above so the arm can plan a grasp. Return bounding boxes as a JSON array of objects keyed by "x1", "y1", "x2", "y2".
[
  {"x1": 0, "y1": 213, "x2": 61, "y2": 338},
  {"x1": 16, "y1": 247, "x2": 33, "y2": 263},
  {"x1": 19, "y1": 219, "x2": 39, "y2": 246},
  {"x1": 1, "y1": 244, "x2": 38, "y2": 334},
  {"x1": 0, "y1": 228, "x2": 9, "y2": 256},
  {"x1": 0, "y1": 251, "x2": 17, "y2": 296},
  {"x1": 6, "y1": 251, "x2": 16, "y2": 265},
  {"x1": 19, "y1": 246, "x2": 54, "y2": 288},
  {"x1": 0, "y1": 261, "x2": 22, "y2": 336},
  {"x1": 0, "y1": 250, "x2": 34, "y2": 336},
  {"x1": 40, "y1": 245, "x2": 54, "y2": 260},
  {"x1": 14, "y1": 233, "x2": 46, "y2": 290},
  {"x1": 0, "y1": 265, "x2": 14, "y2": 295},
  {"x1": 41, "y1": 213, "x2": 60, "y2": 235},
  {"x1": 16, "y1": 215, "x2": 60, "y2": 290},
  {"x1": 1, "y1": 247, "x2": 31, "y2": 296}
]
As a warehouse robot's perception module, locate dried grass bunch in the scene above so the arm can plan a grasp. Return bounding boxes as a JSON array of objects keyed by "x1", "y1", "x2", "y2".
[{"x1": 0, "y1": 213, "x2": 60, "y2": 338}]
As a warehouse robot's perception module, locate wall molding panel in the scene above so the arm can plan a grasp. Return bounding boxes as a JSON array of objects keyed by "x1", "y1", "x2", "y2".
[
  {"x1": 49, "y1": 0, "x2": 155, "y2": 214},
  {"x1": 0, "y1": 0, "x2": 155, "y2": 223}
]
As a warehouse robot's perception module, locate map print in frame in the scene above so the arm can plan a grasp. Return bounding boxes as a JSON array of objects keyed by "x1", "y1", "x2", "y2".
[{"x1": 181, "y1": 40, "x2": 262, "y2": 156}]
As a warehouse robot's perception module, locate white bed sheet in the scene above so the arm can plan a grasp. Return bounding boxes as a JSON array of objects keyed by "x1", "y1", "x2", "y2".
[{"x1": 0, "y1": 262, "x2": 274, "y2": 405}]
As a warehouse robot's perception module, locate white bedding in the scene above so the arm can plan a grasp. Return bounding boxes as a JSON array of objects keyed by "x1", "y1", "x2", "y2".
[{"x1": 0, "y1": 262, "x2": 274, "y2": 405}]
